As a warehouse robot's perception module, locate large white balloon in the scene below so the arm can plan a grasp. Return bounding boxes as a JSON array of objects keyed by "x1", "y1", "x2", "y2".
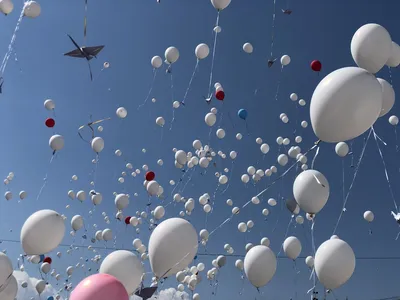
[
  {"x1": 377, "y1": 78, "x2": 395, "y2": 117},
  {"x1": 35, "y1": 280, "x2": 46, "y2": 295},
  {"x1": 151, "y1": 56, "x2": 163, "y2": 69},
  {"x1": 1, "y1": 274, "x2": 17, "y2": 300},
  {"x1": 195, "y1": 43, "x2": 210, "y2": 60},
  {"x1": 351, "y1": 23, "x2": 392, "y2": 74},
  {"x1": 49, "y1": 135, "x2": 64, "y2": 151},
  {"x1": 24, "y1": 1, "x2": 41, "y2": 18},
  {"x1": 283, "y1": 236, "x2": 302, "y2": 260},
  {"x1": 115, "y1": 194, "x2": 129, "y2": 210},
  {"x1": 210, "y1": 0, "x2": 231, "y2": 10},
  {"x1": 293, "y1": 170, "x2": 329, "y2": 214},
  {"x1": 0, "y1": 0, "x2": 13, "y2": 15},
  {"x1": 386, "y1": 42, "x2": 400, "y2": 67},
  {"x1": 91, "y1": 137, "x2": 104, "y2": 153},
  {"x1": 244, "y1": 245, "x2": 277, "y2": 288},
  {"x1": 310, "y1": 67, "x2": 382, "y2": 143},
  {"x1": 205, "y1": 113, "x2": 217, "y2": 126},
  {"x1": 148, "y1": 218, "x2": 198, "y2": 278},
  {"x1": 21, "y1": 210, "x2": 65, "y2": 255},
  {"x1": 0, "y1": 253, "x2": 12, "y2": 288},
  {"x1": 315, "y1": 239, "x2": 355, "y2": 290},
  {"x1": 165, "y1": 47, "x2": 179, "y2": 64},
  {"x1": 100, "y1": 250, "x2": 144, "y2": 295}
]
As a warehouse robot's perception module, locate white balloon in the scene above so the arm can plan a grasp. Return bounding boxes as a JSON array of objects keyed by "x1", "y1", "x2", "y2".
[
  {"x1": 4, "y1": 191, "x2": 12, "y2": 201},
  {"x1": 49, "y1": 135, "x2": 64, "y2": 151},
  {"x1": 1, "y1": 275, "x2": 17, "y2": 300},
  {"x1": 243, "y1": 43, "x2": 253, "y2": 54},
  {"x1": 175, "y1": 150, "x2": 187, "y2": 165},
  {"x1": 24, "y1": 1, "x2": 41, "y2": 18},
  {"x1": 210, "y1": 0, "x2": 231, "y2": 10},
  {"x1": 195, "y1": 43, "x2": 210, "y2": 60},
  {"x1": 77, "y1": 190, "x2": 86, "y2": 202},
  {"x1": 310, "y1": 67, "x2": 382, "y2": 143},
  {"x1": 293, "y1": 170, "x2": 329, "y2": 214},
  {"x1": 199, "y1": 157, "x2": 209, "y2": 168},
  {"x1": 260, "y1": 237, "x2": 270, "y2": 247},
  {"x1": 216, "y1": 128, "x2": 225, "y2": 139},
  {"x1": 363, "y1": 210, "x2": 374, "y2": 222},
  {"x1": 219, "y1": 175, "x2": 228, "y2": 185},
  {"x1": 386, "y1": 42, "x2": 400, "y2": 67},
  {"x1": 148, "y1": 218, "x2": 198, "y2": 278},
  {"x1": 247, "y1": 166, "x2": 255, "y2": 176},
  {"x1": 165, "y1": 47, "x2": 180, "y2": 64},
  {"x1": 262, "y1": 208, "x2": 269, "y2": 216},
  {"x1": 244, "y1": 245, "x2": 277, "y2": 288},
  {"x1": 193, "y1": 140, "x2": 202, "y2": 150},
  {"x1": 21, "y1": 210, "x2": 65, "y2": 255},
  {"x1": 44, "y1": 99, "x2": 55, "y2": 110},
  {"x1": 151, "y1": 56, "x2": 163, "y2": 69},
  {"x1": 236, "y1": 133, "x2": 243, "y2": 140},
  {"x1": 268, "y1": 198, "x2": 277, "y2": 206},
  {"x1": 335, "y1": 142, "x2": 349, "y2": 157},
  {"x1": 277, "y1": 154, "x2": 288, "y2": 166},
  {"x1": 377, "y1": 78, "x2": 395, "y2": 117},
  {"x1": 0, "y1": 253, "x2": 12, "y2": 287},
  {"x1": 214, "y1": 26, "x2": 222, "y2": 33},
  {"x1": 295, "y1": 215, "x2": 304, "y2": 224},
  {"x1": 116, "y1": 107, "x2": 128, "y2": 118},
  {"x1": 35, "y1": 280, "x2": 46, "y2": 295},
  {"x1": 290, "y1": 93, "x2": 298, "y2": 101},
  {"x1": 147, "y1": 181, "x2": 160, "y2": 196},
  {"x1": 156, "y1": 116, "x2": 165, "y2": 127},
  {"x1": 283, "y1": 236, "x2": 302, "y2": 260},
  {"x1": 154, "y1": 206, "x2": 165, "y2": 220},
  {"x1": 71, "y1": 215, "x2": 84, "y2": 231},
  {"x1": 299, "y1": 99, "x2": 306, "y2": 106},
  {"x1": 351, "y1": 23, "x2": 392, "y2": 74},
  {"x1": 260, "y1": 143, "x2": 270, "y2": 154},
  {"x1": 205, "y1": 113, "x2": 217, "y2": 126},
  {"x1": 0, "y1": 0, "x2": 13, "y2": 15},
  {"x1": 314, "y1": 239, "x2": 355, "y2": 290},
  {"x1": 238, "y1": 222, "x2": 247, "y2": 232},
  {"x1": 305, "y1": 256, "x2": 314, "y2": 268},
  {"x1": 91, "y1": 137, "x2": 104, "y2": 153},
  {"x1": 102, "y1": 228, "x2": 113, "y2": 241},
  {"x1": 301, "y1": 121, "x2": 308, "y2": 128},
  {"x1": 41, "y1": 262, "x2": 51, "y2": 274},
  {"x1": 91, "y1": 192, "x2": 102, "y2": 205},
  {"x1": 389, "y1": 115, "x2": 399, "y2": 125},
  {"x1": 100, "y1": 250, "x2": 144, "y2": 295},
  {"x1": 280, "y1": 55, "x2": 291, "y2": 66}
]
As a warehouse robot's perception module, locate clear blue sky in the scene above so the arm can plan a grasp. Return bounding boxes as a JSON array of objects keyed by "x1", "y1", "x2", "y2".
[{"x1": 0, "y1": 0, "x2": 400, "y2": 299}]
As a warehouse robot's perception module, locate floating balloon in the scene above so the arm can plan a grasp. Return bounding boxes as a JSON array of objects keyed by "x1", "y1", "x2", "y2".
[
  {"x1": 211, "y1": 0, "x2": 231, "y2": 10},
  {"x1": 377, "y1": 78, "x2": 395, "y2": 117},
  {"x1": 351, "y1": 23, "x2": 392, "y2": 74},
  {"x1": 244, "y1": 245, "x2": 277, "y2": 288},
  {"x1": 363, "y1": 210, "x2": 374, "y2": 222},
  {"x1": 21, "y1": 210, "x2": 65, "y2": 255},
  {"x1": 44, "y1": 99, "x2": 55, "y2": 110},
  {"x1": 280, "y1": 55, "x2": 291, "y2": 66},
  {"x1": 389, "y1": 115, "x2": 399, "y2": 125},
  {"x1": 91, "y1": 137, "x2": 105, "y2": 153},
  {"x1": 49, "y1": 135, "x2": 64, "y2": 151},
  {"x1": 311, "y1": 60, "x2": 322, "y2": 72},
  {"x1": 45, "y1": 118, "x2": 55, "y2": 128},
  {"x1": 165, "y1": 47, "x2": 180, "y2": 64},
  {"x1": 335, "y1": 142, "x2": 349, "y2": 157},
  {"x1": 0, "y1": 0, "x2": 13, "y2": 15},
  {"x1": 115, "y1": 194, "x2": 129, "y2": 210},
  {"x1": 151, "y1": 56, "x2": 163, "y2": 69},
  {"x1": 71, "y1": 215, "x2": 84, "y2": 231},
  {"x1": 35, "y1": 280, "x2": 46, "y2": 295},
  {"x1": 24, "y1": 1, "x2": 41, "y2": 18},
  {"x1": 243, "y1": 43, "x2": 253, "y2": 54},
  {"x1": 116, "y1": 107, "x2": 128, "y2": 118},
  {"x1": 283, "y1": 236, "x2": 302, "y2": 260},
  {"x1": 195, "y1": 43, "x2": 210, "y2": 60},
  {"x1": 145, "y1": 171, "x2": 155, "y2": 181},
  {"x1": 148, "y1": 218, "x2": 198, "y2": 278},
  {"x1": 386, "y1": 42, "x2": 400, "y2": 67},
  {"x1": 314, "y1": 239, "x2": 355, "y2": 290},
  {"x1": 238, "y1": 109, "x2": 248, "y2": 120},
  {"x1": 310, "y1": 67, "x2": 382, "y2": 143}
]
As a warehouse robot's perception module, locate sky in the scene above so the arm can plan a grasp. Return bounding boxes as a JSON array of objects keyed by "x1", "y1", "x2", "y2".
[{"x1": 0, "y1": 0, "x2": 400, "y2": 299}]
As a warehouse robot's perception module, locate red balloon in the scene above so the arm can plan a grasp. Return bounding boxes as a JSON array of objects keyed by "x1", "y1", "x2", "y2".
[
  {"x1": 43, "y1": 257, "x2": 52, "y2": 264},
  {"x1": 124, "y1": 217, "x2": 131, "y2": 225},
  {"x1": 215, "y1": 90, "x2": 225, "y2": 101},
  {"x1": 45, "y1": 118, "x2": 55, "y2": 128},
  {"x1": 311, "y1": 60, "x2": 322, "y2": 72},
  {"x1": 145, "y1": 171, "x2": 155, "y2": 181}
]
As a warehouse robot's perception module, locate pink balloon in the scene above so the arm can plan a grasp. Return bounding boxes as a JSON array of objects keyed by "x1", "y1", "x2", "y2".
[{"x1": 71, "y1": 274, "x2": 129, "y2": 300}]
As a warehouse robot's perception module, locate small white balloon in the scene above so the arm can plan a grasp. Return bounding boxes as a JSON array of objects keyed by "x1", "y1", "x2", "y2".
[{"x1": 116, "y1": 107, "x2": 128, "y2": 119}]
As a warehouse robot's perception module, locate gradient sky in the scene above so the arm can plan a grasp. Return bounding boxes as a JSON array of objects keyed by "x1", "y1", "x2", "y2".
[{"x1": 0, "y1": 0, "x2": 400, "y2": 299}]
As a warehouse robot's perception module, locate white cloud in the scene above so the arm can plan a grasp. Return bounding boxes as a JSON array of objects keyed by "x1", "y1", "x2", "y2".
[
  {"x1": 131, "y1": 288, "x2": 190, "y2": 300},
  {"x1": 13, "y1": 271, "x2": 64, "y2": 300}
]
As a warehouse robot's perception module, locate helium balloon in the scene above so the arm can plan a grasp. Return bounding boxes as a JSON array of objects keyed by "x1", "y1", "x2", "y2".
[
  {"x1": 215, "y1": 90, "x2": 225, "y2": 101},
  {"x1": 49, "y1": 135, "x2": 64, "y2": 151},
  {"x1": 280, "y1": 55, "x2": 291, "y2": 66},
  {"x1": 1, "y1": 275, "x2": 17, "y2": 300},
  {"x1": 102, "y1": 229, "x2": 113, "y2": 241},
  {"x1": 21, "y1": 210, "x2": 65, "y2": 255},
  {"x1": 351, "y1": 23, "x2": 392, "y2": 74},
  {"x1": 293, "y1": 170, "x2": 329, "y2": 214},
  {"x1": 148, "y1": 218, "x2": 198, "y2": 278},
  {"x1": 115, "y1": 194, "x2": 129, "y2": 210},
  {"x1": 386, "y1": 42, "x2": 400, "y2": 67},
  {"x1": 243, "y1": 43, "x2": 253, "y2": 54},
  {"x1": 71, "y1": 215, "x2": 84, "y2": 231},
  {"x1": 205, "y1": 113, "x2": 217, "y2": 126},
  {"x1": 216, "y1": 128, "x2": 225, "y2": 139},
  {"x1": 151, "y1": 56, "x2": 163, "y2": 69},
  {"x1": 314, "y1": 239, "x2": 355, "y2": 290},
  {"x1": 35, "y1": 280, "x2": 46, "y2": 295},
  {"x1": 91, "y1": 137, "x2": 104, "y2": 153},
  {"x1": 0, "y1": 253, "x2": 12, "y2": 287},
  {"x1": 305, "y1": 256, "x2": 314, "y2": 268},
  {"x1": 283, "y1": 236, "x2": 302, "y2": 260},
  {"x1": 290, "y1": 93, "x2": 298, "y2": 101},
  {"x1": 210, "y1": 0, "x2": 231, "y2": 10},
  {"x1": 310, "y1": 67, "x2": 382, "y2": 143},
  {"x1": 116, "y1": 107, "x2": 128, "y2": 118},
  {"x1": 24, "y1": 1, "x2": 41, "y2": 18},
  {"x1": 244, "y1": 245, "x2": 277, "y2": 288},
  {"x1": 70, "y1": 274, "x2": 129, "y2": 300},
  {"x1": 156, "y1": 117, "x2": 165, "y2": 127},
  {"x1": 19, "y1": 191, "x2": 27, "y2": 200},
  {"x1": 165, "y1": 47, "x2": 179, "y2": 64},
  {"x1": 311, "y1": 60, "x2": 322, "y2": 72},
  {"x1": 175, "y1": 150, "x2": 187, "y2": 165},
  {"x1": 41, "y1": 262, "x2": 51, "y2": 274},
  {"x1": 77, "y1": 190, "x2": 86, "y2": 202},
  {"x1": 238, "y1": 109, "x2": 248, "y2": 120},
  {"x1": 44, "y1": 99, "x2": 55, "y2": 110},
  {"x1": 145, "y1": 171, "x2": 155, "y2": 181},
  {"x1": 389, "y1": 115, "x2": 399, "y2": 125},
  {"x1": 43, "y1": 256, "x2": 52, "y2": 264},
  {"x1": 377, "y1": 78, "x2": 395, "y2": 117},
  {"x1": 154, "y1": 206, "x2": 165, "y2": 220},
  {"x1": 195, "y1": 43, "x2": 210, "y2": 60},
  {"x1": 363, "y1": 210, "x2": 374, "y2": 222},
  {"x1": 45, "y1": 118, "x2": 55, "y2": 128},
  {"x1": 335, "y1": 142, "x2": 349, "y2": 157},
  {"x1": 0, "y1": 0, "x2": 13, "y2": 15},
  {"x1": 100, "y1": 250, "x2": 144, "y2": 295},
  {"x1": 147, "y1": 181, "x2": 160, "y2": 196}
]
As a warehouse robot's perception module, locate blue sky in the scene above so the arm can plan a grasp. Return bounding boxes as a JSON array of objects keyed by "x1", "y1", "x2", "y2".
[{"x1": 0, "y1": 0, "x2": 400, "y2": 299}]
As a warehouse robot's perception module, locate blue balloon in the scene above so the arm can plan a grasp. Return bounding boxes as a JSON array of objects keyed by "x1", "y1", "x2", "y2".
[
  {"x1": 39, "y1": 254, "x2": 45, "y2": 263},
  {"x1": 47, "y1": 296, "x2": 54, "y2": 300},
  {"x1": 238, "y1": 109, "x2": 248, "y2": 120}
]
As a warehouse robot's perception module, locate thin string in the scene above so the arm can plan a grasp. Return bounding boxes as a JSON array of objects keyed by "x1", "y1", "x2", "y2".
[
  {"x1": 372, "y1": 126, "x2": 399, "y2": 212},
  {"x1": 137, "y1": 69, "x2": 158, "y2": 110},
  {"x1": 182, "y1": 60, "x2": 199, "y2": 105},
  {"x1": 277, "y1": 215, "x2": 294, "y2": 257},
  {"x1": 36, "y1": 154, "x2": 56, "y2": 201},
  {"x1": 270, "y1": 0, "x2": 277, "y2": 59},
  {"x1": 169, "y1": 73, "x2": 176, "y2": 130},
  {"x1": 207, "y1": 12, "x2": 220, "y2": 98},
  {"x1": 332, "y1": 128, "x2": 372, "y2": 235},
  {"x1": 311, "y1": 146, "x2": 320, "y2": 169},
  {"x1": 274, "y1": 65, "x2": 283, "y2": 100}
]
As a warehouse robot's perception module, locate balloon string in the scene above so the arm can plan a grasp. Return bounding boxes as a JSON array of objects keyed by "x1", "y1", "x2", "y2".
[
  {"x1": 311, "y1": 146, "x2": 320, "y2": 169},
  {"x1": 180, "y1": 166, "x2": 196, "y2": 194},
  {"x1": 332, "y1": 128, "x2": 372, "y2": 235},
  {"x1": 394, "y1": 126, "x2": 399, "y2": 152},
  {"x1": 182, "y1": 60, "x2": 199, "y2": 105},
  {"x1": 270, "y1": 0, "x2": 277, "y2": 59},
  {"x1": 277, "y1": 215, "x2": 294, "y2": 257},
  {"x1": 342, "y1": 159, "x2": 345, "y2": 210},
  {"x1": 169, "y1": 73, "x2": 176, "y2": 131},
  {"x1": 388, "y1": 66, "x2": 393, "y2": 86},
  {"x1": 36, "y1": 154, "x2": 56, "y2": 201},
  {"x1": 372, "y1": 126, "x2": 399, "y2": 213},
  {"x1": 274, "y1": 65, "x2": 283, "y2": 101},
  {"x1": 221, "y1": 161, "x2": 234, "y2": 194},
  {"x1": 207, "y1": 12, "x2": 220, "y2": 98},
  {"x1": 310, "y1": 219, "x2": 317, "y2": 292},
  {"x1": 137, "y1": 69, "x2": 158, "y2": 110},
  {"x1": 0, "y1": 4, "x2": 26, "y2": 75}
]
